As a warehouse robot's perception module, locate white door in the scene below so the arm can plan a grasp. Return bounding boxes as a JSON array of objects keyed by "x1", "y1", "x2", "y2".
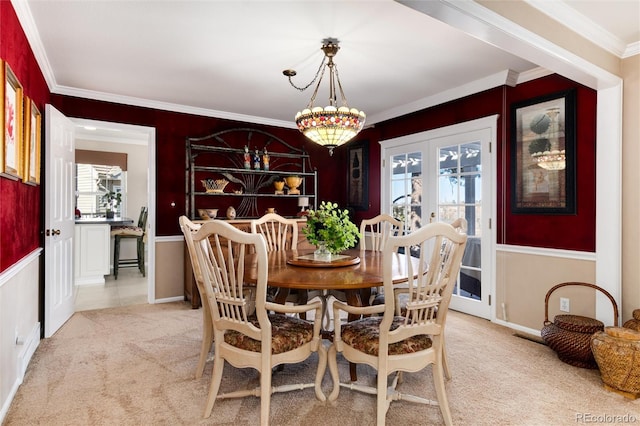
[
  {"x1": 44, "y1": 105, "x2": 76, "y2": 337},
  {"x1": 380, "y1": 116, "x2": 496, "y2": 319}
]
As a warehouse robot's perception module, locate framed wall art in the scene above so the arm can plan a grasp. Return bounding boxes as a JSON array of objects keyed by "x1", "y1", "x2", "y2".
[
  {"x1": 347, "y1": 140, "x2": 369, "y2": 210},
  {"x1": 1, "y1": 62, "x2": 24, "y2": 180},
  {"x1": 24, "y1": 98, "x2": 41, "y2": 184},
  {"x1": 510, "y1": 89, "x2": 576, "y2": 214}
]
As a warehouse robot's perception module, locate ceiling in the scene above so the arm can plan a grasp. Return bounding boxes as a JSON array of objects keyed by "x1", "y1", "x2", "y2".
[{"x1": 14, "y1": 0, "x2": 639, "y2": 139}]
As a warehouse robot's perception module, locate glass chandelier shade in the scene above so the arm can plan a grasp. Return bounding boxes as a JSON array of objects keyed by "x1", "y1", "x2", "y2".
[
  {"x1": 286, "y1": 38, "x2": 365, "y2": 155},
  {"x1": 295, "y1": 106, "x2": 365, "y2": 152},
  {"x1": 532, "y1": 149, "x2": 566, "y2": 170}
]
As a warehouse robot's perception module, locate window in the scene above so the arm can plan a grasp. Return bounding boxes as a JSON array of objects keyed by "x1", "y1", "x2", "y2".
[{"x1": 75, "y1": 164, "x2": 126, "y2": 217}]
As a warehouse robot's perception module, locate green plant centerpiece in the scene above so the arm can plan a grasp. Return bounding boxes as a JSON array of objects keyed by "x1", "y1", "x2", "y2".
[
  {"x1": 101, "y1": 190, "x2": 122, "y2": 218},
  {"x1": 303, "y1": 201, "x2": 360, "y2": 257}
]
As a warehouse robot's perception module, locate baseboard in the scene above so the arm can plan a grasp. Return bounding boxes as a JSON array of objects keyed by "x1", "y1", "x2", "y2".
[
  {"x1": 1, "y1": 322, "x2": 39, "y2": 424},
  {"x1": 153, "y1": 296, "x2": 184, "y2": 304},
  {"x1": 493, "y1": 318, "x2": 541, "y2": 339},
  {"x1": 17, "y1": 322, "x2": 41, "y2": 379},
  {"x1": 0, "y1": 377, "x2": 20, "y2": 424}
]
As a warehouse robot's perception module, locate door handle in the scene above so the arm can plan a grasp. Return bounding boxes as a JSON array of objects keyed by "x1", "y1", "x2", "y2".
[
  {"x1": 430, "y1": 212, "x2": 435, "y2": 223},
  {"x1": 46, "y1": 229, "x2": 61, "y2": 236}
]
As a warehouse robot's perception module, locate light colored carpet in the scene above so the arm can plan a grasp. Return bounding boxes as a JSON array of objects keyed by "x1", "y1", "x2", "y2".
[{"x1": 4, "y1": 302, "x2": 638, "y2": 425}]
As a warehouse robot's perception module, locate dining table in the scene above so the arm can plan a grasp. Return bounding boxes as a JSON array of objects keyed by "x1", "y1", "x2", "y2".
[{"x1": 243, "y1": 248, "x2": 415, "y2": 313}]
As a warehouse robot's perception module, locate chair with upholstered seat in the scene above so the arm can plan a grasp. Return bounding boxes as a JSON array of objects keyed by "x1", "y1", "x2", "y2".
[
  {"x1": 111, "y1": 206, "x2": 147, "y2": 279},
  {"x1": 182, "y1": 217, "x2": 327, "y2": 422},
  {"x1": 391, "y1": 217, "x2": 467, "y2": 380},
  {"x1": 328, "y1": 222, "x2": 467, "y2": 425}
]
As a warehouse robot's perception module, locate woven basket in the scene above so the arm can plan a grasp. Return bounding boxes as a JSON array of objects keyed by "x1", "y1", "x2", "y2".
[
  {"x1": 591, "y1": 327, "x2": 640, "y2": 399},
  {"x1": 622, "y1": 309, "x2": 640, "y2": 331},
  {"x1": 541, "y1": 282, "x2": 619, "y2": 369}
]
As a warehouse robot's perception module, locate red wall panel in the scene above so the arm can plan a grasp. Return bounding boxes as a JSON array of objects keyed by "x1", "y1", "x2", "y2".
[
  {"x1": 504, "y1": 78, "x2": 596, "y2": 250},
  {"x1": 49, "y1": 95, "x2": 342, "y2": 236},
  {"x1": 0, "y1": 1, "x2": 51, "y2": 271},
  {"x1": 367, "y1": 77, "x2": 596, "y2": 252}
]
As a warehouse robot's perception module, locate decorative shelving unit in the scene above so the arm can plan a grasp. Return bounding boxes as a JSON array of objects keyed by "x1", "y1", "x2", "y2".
[{"x1": 185, "y1": 127, "x2": 317, "y2": 219}]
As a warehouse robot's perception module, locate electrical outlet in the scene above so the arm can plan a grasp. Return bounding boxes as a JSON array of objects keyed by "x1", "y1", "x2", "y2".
[{"x1": 560, "y1": 297, "x2": 570, "y2": 312}]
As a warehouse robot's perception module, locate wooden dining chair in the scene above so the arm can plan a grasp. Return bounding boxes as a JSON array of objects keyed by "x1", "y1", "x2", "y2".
[
  {"x1": 359, "y1": 214, "x2": 404, "y2": 251},
  {"x1": 328, "y1": 222, "x2": 467, "y2": 426},
  {"x1": 392, "y1": 217, "x2": 468, "y2": 380},
  {"x1": 179, "y1": 216, "x2": 212, "y2": 380},
  {"x1": 250, "y1": 212, "x2": 298, "y2": 252},
  {"x1": 183, "y1": 218, "x2": 327, "y2": 423},
  {"x1": 360, "y1": 214, "x2": 404, "y2": 304},
  {"x1": 250, "y1": 213, "x2": 311, "y2": 316}
]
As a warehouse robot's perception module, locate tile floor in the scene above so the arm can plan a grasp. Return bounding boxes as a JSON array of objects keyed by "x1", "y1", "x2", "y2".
[{"x1": 74, "y1": 268, "x2": 148, "y2": 312}]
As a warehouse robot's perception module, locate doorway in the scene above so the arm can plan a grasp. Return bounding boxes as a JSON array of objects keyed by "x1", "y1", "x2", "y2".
[
  {"x1": 70, "y1": 118, "x2": 156, "y2": 311},
  {"x1": 380, "y1": 116, "x2": 497, "y2": 320}
]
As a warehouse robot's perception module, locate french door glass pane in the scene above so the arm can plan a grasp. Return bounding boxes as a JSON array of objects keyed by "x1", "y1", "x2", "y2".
[{"x1": 391, "y1": 152, "x2": 422, "y2": 233}]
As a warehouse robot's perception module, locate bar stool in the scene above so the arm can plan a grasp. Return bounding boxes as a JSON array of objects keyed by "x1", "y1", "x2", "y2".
[{"x1": 111, "y1": 207, "x2": 147, "y2": 279}]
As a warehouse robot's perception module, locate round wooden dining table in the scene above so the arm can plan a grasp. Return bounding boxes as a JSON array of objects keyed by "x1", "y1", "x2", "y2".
[{"x1": 243, "y1": 248, "x2": 414, "y2": 308}]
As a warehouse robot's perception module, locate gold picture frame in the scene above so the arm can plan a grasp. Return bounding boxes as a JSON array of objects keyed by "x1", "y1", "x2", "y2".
[
  {"x1": 23, "y1": 98, "x2": 41, "y2": 185},
  {"x1": 1, "y1": 62, "x2": 24, "y2": 180}
]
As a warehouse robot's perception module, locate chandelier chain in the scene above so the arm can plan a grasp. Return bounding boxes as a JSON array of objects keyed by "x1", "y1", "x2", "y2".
[
  {"x1": 333, "y1": 66, "x2": 349, "y2": 107},
  {"x1": 287, "y1": 57, "x2": 327, "y2": 92}
]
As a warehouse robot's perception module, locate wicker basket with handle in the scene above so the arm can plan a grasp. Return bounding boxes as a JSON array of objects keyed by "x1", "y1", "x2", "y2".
[
  {"x1": 541, "y1": 282, "x2": 619, "y2": 369},
  {"x1": 591, "y1": 326, "x2": 640, "y2": 399}
]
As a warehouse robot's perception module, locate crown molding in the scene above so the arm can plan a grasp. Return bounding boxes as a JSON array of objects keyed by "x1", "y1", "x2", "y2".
[
  {"x1": 517, "y1": 67, "x2": 553, "y2": 84},
  {"x1": 623, "y1": 41, "x2": 640, "y2": 59},
  {"x1": 10, "y1": 0, "x2": 57, "y2": 89},
  {"x1": 53, "y1": 85, "x2": 296, "y2": 129},
  {"x1": 525, "y1": 0, "x2": 632, "y2": 59},
  {"x1": 369, "y1": 69, "x2": 518, "y2": 124}
]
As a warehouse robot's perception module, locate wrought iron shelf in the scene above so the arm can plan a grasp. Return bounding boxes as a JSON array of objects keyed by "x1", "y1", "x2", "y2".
[
  {"x1": 194, "y1": 192, "x2": 315, "y2": 198},
  {"x1": 186, "y1": 127, "x2": 317, "y2": 218},
  {"x1": 191, "y1": 166, "x2": 315, "y2": 177}
]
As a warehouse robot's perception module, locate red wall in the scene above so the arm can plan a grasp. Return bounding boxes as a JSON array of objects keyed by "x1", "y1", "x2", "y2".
[
  {"x1": 363, "y1": 76, "x2": 596, "y2": 252},
  {"x1": 49, "y1": 95, "x2": 343, "y2": 236},
  {"x1": 0, "y1": 1, "x2": 50, "y2": 271},
  {"x1": 504, "y1": 78, "x2": 596, "y2": 250}
]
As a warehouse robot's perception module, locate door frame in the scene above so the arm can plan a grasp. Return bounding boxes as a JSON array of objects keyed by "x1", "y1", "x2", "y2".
[
  {"x1": 380, "y1": 115, "x2": 498, "y2": 320},
  {"x1": 70, "y1": 118, "x2": 157, "y2": 303}
]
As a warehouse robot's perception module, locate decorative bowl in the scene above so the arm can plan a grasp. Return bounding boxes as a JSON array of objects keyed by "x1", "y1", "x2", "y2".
[
  {"x1": 284, "y1": 176, "x2": 303, "y2": 195},
  {"x1": 197, "y1": 208, "x2": 218, "y2": 220},
  {"x1": 284, "y1": 176, "x2": 302, "y2": 188},
  {"x1": 201, "y1": 178, "x2": 229, "y2": 193}
]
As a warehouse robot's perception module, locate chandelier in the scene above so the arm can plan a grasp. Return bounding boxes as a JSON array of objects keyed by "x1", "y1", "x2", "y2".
[
  {"x1": 532, "y1": 149, "x2": 566, "y2": 170},
  {"x1": 284, "y1": 38, "x2": 365, "y2": 156},
  {"x1": 530, "y1": 107, "x2": 565, "y2": 170}
]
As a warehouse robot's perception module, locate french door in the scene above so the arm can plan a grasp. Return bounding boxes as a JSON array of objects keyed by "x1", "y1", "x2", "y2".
[{"x1": 380, "y1": 116, "x2": 496, "y2": 319}]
